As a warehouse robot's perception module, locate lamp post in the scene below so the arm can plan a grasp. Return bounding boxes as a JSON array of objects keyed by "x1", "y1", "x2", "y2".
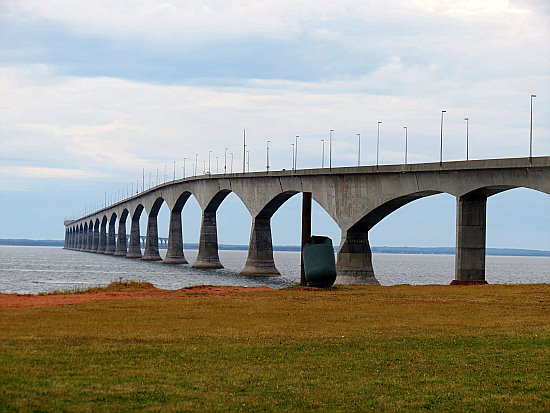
[
  {"x1": 464, "y1": 118, "x2": 469, "y2": 161},
  {"x1": 216, "y1": 156, "x2": 219, "y2": 173},
  {"x1": 295, "y1": 135, "x2": 299, "y2": 170},
  {"x1": 377, "y1": 122, "x2": 382, "y2": 167},
  {"x1": 266, "y1": 140, "x2": 270, "y2": 172},
  {"x1": 329, "y1": 129, "x2": 334, "y2": 169},
  {"x1": 404, "y1": 126, "x2": 408, "y2": 165},
  {"x1": 195, "y1": 153, "x2": 198, "y2": 176},
  {"x1": 208, "y1": 150, "x2": 212, "y2": 174},
  {"x1": 440, "y1": 110, "x2": 446, "y2": 164},
  {"x1": 246, "y1": 150, "x2": 250, "y2": 172},
  {"x1": 291, "y1": 143, "x2": 295, "y2": 171},
  {"x1": 357, "y1": 133, "x2": 361, "y2": 166},
  {"x1": 173, "y1": 160, "x2": 176, "y2": 180},
  {"x1": 183, "y1": 157, "x2": 186, "y2": 178},
  {"x1": 224, "y1": 147, "x2": 228, "y2": 174},
  {"x1": 243, "y1": 129, "x2": 246, "y2": 173},
  {"x1": 230, "y1": 152, "x2": 234, "y2": 173},
  {"x1": 530, "y1": 94, "x2": 536, "y2": 160},
  {"x1": 156, "y1": 168, "x2": 159, "y2": 186},
  {"x1": 203, "y1": 160, "x2": 206, "y2": 174},
  {"x1": 321, "y1": 139, "x2": 325, "y2": 168}
]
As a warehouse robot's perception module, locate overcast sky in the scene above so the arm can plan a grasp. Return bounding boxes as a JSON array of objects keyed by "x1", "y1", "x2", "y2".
[{"x1": 0, "y1": 0, "x2": 549, "y2": 249}]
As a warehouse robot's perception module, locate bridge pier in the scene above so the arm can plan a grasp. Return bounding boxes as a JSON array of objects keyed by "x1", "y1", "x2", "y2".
[
  {"x1": 98, "y1": 219, "x2": 107, "y2": 253},
  {"x1": 105, "y1": 219, "x2": 116, "y2": 255},
  {"x1": 240, "y1": 216, "x2": 280, "y2": 276},
  {"x1": 164, "y1": 210, "x2": 188, "y2": 264},
  {"x1": 86, "y1": 226, "x2": 93, "y2": 252},
  {"x1": 142, "y1": 215, "x2": 162, "y2": 261},
  {"x1": 452, "y1": 193, "x2": 488, "y2": 285},
  {"x1": 114, "y1": 219, "x2": 127, "y2": 256},
  {"x1": 126, "y1": 215, "x2": 142, "y2": 258},
  {"x1": 192, "y1": 210, "x2": 223, "y2": 269},
  {"x1": 91, "y1": 224, "x2": 100, "y2": 252},
  {"x1": 80, "y1": 228, "x2": 86, "y2": 251},
  {"x1": 336, "y1": 230, "x2": 380, "y2": 285}
]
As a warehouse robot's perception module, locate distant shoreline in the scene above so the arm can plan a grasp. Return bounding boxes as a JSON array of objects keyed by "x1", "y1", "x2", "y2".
[{"x1": 1, "y1": 239, "x2": 549, "y2": 257}]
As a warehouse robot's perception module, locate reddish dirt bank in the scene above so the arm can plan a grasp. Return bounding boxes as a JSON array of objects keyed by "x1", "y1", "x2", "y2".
[{"x1": 0, "y1": 285, "x2": 275, "y2": 309}]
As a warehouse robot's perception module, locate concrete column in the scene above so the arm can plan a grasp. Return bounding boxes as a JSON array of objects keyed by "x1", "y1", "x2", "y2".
[
  {"x1": 91, "y1": 225, "x2": 100, "y2": 252},
  {"x1": 114, "y1": 221, "x2": 127, "y2": 256},
  {"x1": 240, "y1": 216, "x2": 280, "y2": 276},
  {"x1": 86, "y1": 227, "x2": 93, "y2": 252},
  {"x1": 142, "y1": 214, "x2": 162, "y2": 261},
  {"x1": 300, "y1": 192, "x2": 312, "y2": 285},
  {"x1": 126, "y1": 216, "x2": 142, "y2": 258},
  {"x1": 336, "y1": 230, "x2": 380, "y2": 285},
  {"x1": 98, "y1": 221, "x2": 107, "y2": 253},
  {"x1": 192, "y1": 210, "x2": 223, "y2": 269},
  {"x1": 452, "y1": 194, "x2": 488, "y2": 285},
  {"x1": 164, "y1": 210, "x2": 187, "y2": 264},
  {"x1": 105, "y1": 220, "x2": 116, "y2": 254},
  {"x1": 80, "y1": 230, "x2": 85, "y2": 250},
  {"x1": 64, "y1": 230, "x2": 67, "y2": 249},
  {"x1": 77, "y1": 230, "x2": 84, "y2": 250}
]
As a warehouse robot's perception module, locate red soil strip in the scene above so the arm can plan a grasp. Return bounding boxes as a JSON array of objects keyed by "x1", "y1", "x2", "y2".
[{"x1": 0, "y1": 285, "x2": 275, "y2": 309}]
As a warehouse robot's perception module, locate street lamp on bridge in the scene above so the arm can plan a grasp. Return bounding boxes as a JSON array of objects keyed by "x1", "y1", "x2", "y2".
[
  {"x1": 464, "y1": 118, "x2": 469, "y2": 161},
  {"x1": 357, "y1": 133, "x2": 361, "y2": 166},
  {"x1": 295, "y1": 135, "x2": 299, "y2": 170},
  {"x1": 440, "y1": 110, "x2": 446, "y2": 165},
  {"x1": 329, "y1": 129, "x2": 334, "y2": 169},
  {"x1": 403, "y1": 126, "x2": 408, "y2": 165},
  {"x1": 321, "y1": 139, "x2": 325, "y2": 168},
  {"x1": 377, "y1": 122, "x2": 382, "y2": 168},
  {"x1": 266, "y1": 140, "x2": 270, "y2": 172},
  {"x1": 224, "y1": 148, "x2": 228, "y2": 174},
  {"x1": 530, "y1": 94, "x2": 537, "y2": 160}
]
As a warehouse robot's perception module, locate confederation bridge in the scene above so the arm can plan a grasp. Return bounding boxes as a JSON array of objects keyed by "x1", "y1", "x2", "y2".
[{"x1": 64, "y1": 157, "x2": 550, "y2": 285}]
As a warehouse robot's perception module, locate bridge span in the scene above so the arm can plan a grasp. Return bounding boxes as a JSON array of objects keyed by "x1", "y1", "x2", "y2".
[{"x1": 64, "y1": 156, "x2": 550, "y2": 285}]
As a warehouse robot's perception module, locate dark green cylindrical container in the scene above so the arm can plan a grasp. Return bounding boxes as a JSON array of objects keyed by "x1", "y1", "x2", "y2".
[{"x1": 303, "y1": 236, "x2": 337, "y2": 288}]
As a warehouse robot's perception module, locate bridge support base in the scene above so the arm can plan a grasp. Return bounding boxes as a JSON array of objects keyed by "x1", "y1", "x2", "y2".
[
  {"x1": 164, "y1": 210, "x2": 188, "y2": 264},
  {"x1": 91, "y1": 227, "x2": 100, "y2": 253},
  {"x1": 192, "y1": 210, "x2": 223, "y2": 269},
  {"x1": 336, "y1": 231, "x2": 380, "y2": 285},
  {"x1": 453, "y1": 193, "x2": 488, "y2": 285},
  {"x1": 114, "y1": 219, "x2": 127, "y2": 256},
  {"x1": 240, "y1": 217, "x2": 280, "y2": 276},
  {"x1": 142, "y1": 215, "x2": 162, "y2": 261},
  {"x1": 126, "y1": 217, "x2": 142, "y2": 259},
  {"x1": 105, "y1": 221, "x2": 116, "y2": 255}
]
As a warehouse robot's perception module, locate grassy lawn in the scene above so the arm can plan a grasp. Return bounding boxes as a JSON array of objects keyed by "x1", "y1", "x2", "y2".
[{"x1": 1, "y1": 284, "x2": 549, "y2": 412}]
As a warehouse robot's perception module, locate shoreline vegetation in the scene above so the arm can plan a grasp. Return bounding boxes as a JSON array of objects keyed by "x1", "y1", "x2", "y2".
[
  {"x1": 1, "y1": 238, "x2": 549, "y2": 257},
  {"x1": 1, "y1": 282, "x2": 548, "y2": 411}
]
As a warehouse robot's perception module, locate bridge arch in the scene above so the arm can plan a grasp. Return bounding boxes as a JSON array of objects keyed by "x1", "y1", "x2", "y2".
[
  {"x1": 192, "y1": 189, "x2": 245, "y2": 269},
  {"x1": 114, "y1": 209, "x2": 129, "y2": 256},
  {"x1": 126, "y1": 204, "x2": 144, "y2": 258},
  {"x1": 141, "y1": 197, "x2": 167, "y2": 261},
  {"x1": 162, "y1": 191, "x2": 194, "y2": 264}
]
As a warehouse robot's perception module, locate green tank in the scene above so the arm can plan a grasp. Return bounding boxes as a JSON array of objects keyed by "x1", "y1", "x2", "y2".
[{"x1": 303, "y1": 236, "x2": 337, "y2": 288}]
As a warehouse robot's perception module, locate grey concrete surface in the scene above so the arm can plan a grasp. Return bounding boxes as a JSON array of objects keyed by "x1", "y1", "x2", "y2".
[{"x1": 65, "y1": 156, "x2": 550, "y2": 284}]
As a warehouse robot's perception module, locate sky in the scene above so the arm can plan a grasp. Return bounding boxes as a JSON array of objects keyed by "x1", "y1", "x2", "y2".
[{"x1": 0, "y1": 0, "x2": 549, "y2": 250}]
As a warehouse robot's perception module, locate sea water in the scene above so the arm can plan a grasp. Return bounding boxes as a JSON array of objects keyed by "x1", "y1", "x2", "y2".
[{"x1": 0, "y1": 245, "x2": 548, "y2": 294}]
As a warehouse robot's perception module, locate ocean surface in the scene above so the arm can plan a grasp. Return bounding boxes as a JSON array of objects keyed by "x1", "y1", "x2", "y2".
[{"x1": 0, "y1": 245, "x2": 548, "y2": 294}]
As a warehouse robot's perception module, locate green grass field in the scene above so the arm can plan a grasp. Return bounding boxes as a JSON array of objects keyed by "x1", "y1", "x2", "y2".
[{"x1": 1, "y1": 284, "x2": 549, "y2": 412}]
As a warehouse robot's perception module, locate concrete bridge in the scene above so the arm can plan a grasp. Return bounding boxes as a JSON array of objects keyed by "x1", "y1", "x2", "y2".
[{"x1": 64, "y1": 156, "x2": 550, "y2": 285}]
